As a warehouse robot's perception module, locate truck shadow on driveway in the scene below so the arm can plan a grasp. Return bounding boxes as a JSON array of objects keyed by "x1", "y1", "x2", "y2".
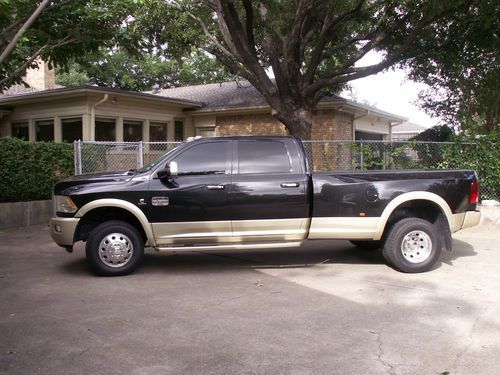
[{"x1": 60, "y1": 238, "x2": 477, "y2": 276}]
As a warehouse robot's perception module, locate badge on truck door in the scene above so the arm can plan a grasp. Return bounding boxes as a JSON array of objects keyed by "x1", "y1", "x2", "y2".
[{"x1": 152, "y1": 197, "x2": 169, "y2": 206}]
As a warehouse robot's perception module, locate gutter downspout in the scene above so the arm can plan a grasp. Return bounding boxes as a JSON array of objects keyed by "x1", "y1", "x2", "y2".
[
  {"x1": 389, "y1": 119, "x2": 405, "y2": 141},
  {"x1": 90, "y1": 94, "x2": 108, "y2": 140}
]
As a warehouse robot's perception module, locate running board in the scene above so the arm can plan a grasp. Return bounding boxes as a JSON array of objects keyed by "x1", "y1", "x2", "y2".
[{"x1": 155, "y1": 241, "x2": 302, "y2": 252}]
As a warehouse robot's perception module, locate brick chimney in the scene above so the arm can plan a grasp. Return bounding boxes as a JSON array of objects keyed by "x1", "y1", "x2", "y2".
[{"x1": 25, "y1": 59, "x2": 56, "y2": 90}]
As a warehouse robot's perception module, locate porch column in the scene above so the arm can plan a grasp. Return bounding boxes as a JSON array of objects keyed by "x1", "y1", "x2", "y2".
[
  {"x1": 143, "y1": 119, "x2": 150, "y2": 142},
  {"x1": 28, "y1": 119, "x2": 35, "y2": 141},
  {"x1": 116, "y1": 117, "x2": 124, "y2": 141},
  {"x1": 54, "y1": 116, "x2": 62, "y2": 142},
  {"x1": 82, "y1": 114, "x2": 92, "y2": 140},
  {"x1": 167, "y1": 120, "x2": 174, "y2": 141}
]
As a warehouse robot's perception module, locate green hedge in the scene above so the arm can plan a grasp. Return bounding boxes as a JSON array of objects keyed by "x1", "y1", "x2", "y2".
[
  {"x1": 438, "y1": 133, "x2": 499, "y2": 201},
  {"x1": 0, "y1": 137, "x2": 74, "y2": 202}
]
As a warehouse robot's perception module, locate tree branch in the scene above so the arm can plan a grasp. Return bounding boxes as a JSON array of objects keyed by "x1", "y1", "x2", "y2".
[
  {"x1": 0, "y1": 0, "x2": 51, "y2": 65},
  {"x1": 304, "y1": 0, "x2": 367, "y2": 85},
  {"x1": 172, "y1": 1, "x2": 240, "y2": 65},
  {"x1": 0, "y1": 35, "x2": 75, "y2": 88}
]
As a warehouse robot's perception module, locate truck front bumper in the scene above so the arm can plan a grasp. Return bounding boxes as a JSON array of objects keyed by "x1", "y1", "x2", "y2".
[
  {"x1": 462, "y1": 210, "x2": 481, "y2": 230},
  {"x1": 50, "y1": 217, "x2": 79, "y2": 248}
]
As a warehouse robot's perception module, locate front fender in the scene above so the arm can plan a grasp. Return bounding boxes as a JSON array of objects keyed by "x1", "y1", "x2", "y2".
[{"x1": 75, "y1": 198, "x2": 156, "y2": 246}]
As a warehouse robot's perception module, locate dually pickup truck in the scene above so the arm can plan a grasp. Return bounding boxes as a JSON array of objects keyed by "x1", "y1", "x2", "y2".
[{"x1": 50, "y1": 136, "x2": 481, "y2": 276}]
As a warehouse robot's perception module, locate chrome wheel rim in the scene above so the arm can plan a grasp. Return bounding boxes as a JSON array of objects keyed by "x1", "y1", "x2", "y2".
[
  {"x1": 98, "y1": 232, "x2": 133, "y2": 268},
  {"x1": 401, "y1": 230, "x2": 432, "y2": 264}
]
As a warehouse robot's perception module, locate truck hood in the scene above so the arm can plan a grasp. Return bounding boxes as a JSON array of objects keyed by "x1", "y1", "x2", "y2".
[{"x1": 54, "y1": 171, "x2": 136, "y2": 195}]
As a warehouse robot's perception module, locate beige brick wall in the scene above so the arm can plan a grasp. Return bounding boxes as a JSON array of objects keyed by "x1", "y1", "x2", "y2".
[
  {"x1": 215, "y1": 109, "x2": 354, "y2": 171},
  {"x1": 215, "y1": 110, "x2": 353, "y2": 140},
  {"x1": 215, "y1": 113, "x2": 288, "y2": 136}
]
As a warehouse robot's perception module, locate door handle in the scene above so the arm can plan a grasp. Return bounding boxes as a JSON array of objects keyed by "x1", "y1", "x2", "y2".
[
  {"x1": 280, "y1": 182, "x2": 299, "y2": 188},
  {"x1": 206, "y1": 185, "x2": 225, "y2": 190}
]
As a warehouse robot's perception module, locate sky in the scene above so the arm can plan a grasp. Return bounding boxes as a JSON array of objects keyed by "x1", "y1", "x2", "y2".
[{"x1": 341, "y1": 51, "x2": 441, "y2": 128}]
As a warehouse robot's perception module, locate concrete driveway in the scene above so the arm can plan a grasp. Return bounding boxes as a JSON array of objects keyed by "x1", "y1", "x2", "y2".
[{"x1": 0, "y1": 222, "x2": 499, "y2": 375}]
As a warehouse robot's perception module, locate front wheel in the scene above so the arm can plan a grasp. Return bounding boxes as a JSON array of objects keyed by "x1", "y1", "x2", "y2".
[
  {"x1": 382, "y1": 218, "x2": 441, "y2": 273},
  {"x1": 85, "y1": 220, "x2": 144, "y2": 276}
]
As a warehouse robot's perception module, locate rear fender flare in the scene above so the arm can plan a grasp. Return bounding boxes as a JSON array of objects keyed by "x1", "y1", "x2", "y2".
[{"x1": 374, "y1": 192, "x2": 453, "y2": 241}]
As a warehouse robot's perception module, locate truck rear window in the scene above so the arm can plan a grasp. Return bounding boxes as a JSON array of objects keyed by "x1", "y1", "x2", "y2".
[{"x1": 238, "y1": 141, "x2": 293, "y2": 174}]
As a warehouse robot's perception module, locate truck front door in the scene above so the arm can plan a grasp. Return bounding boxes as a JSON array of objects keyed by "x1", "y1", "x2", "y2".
[{"x1": 148, "y1": 140, "x2": 231, "y2": 245}]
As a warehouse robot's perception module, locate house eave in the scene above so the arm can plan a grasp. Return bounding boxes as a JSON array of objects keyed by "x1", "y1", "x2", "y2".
[
  {"x1": 342, "y1": 100, "x2": 408, "y2": 123},
  {"x1": 0, "y1": 86, "x2": 203, "y2": 108}
]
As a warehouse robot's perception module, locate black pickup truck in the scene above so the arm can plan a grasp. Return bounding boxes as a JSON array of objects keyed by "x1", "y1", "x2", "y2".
[{"x1": 50, "y1": 136, "x2": 481, "y2": 276}]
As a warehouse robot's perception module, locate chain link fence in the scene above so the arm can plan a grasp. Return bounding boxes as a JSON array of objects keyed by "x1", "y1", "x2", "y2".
[
  {"x1": 74, "y1": 141, "x2": 181, "y2": 175},
  {"x1": 74, "y1": 140, "x2": 497, "y2": 200}
]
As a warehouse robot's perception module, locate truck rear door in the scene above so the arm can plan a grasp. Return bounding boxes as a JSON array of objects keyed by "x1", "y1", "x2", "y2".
[{"x1": 230, "y1": 138, "x2": 310, "y2": 242}]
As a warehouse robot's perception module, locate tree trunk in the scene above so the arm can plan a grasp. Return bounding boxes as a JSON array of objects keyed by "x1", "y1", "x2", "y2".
[{"x1": 273, "y1": 106, "x2": 313, "y2": 140}]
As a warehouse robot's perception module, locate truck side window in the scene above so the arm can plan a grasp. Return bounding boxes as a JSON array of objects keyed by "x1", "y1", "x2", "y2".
[
  {"x1": 174, "y1": 142, "x2": 228, "y2": 175},
  {"x1": 238, "y1": 141, "x2": 293, "y2": 174}
]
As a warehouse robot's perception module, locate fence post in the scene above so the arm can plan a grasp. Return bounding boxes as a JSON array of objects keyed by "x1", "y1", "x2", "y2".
[
  {"x1": 138, "y1": 141, "x2": 144, "y2": 169},
  {"x1": 360, "y1": 140, "x2": 364, "y2": 170},
  {"x1": 74, "y1": 140, "x2": 82, "y2": 175}
]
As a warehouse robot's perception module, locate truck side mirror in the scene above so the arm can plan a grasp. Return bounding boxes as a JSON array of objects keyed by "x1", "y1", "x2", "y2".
[{"x1": 157, "y1": 161, "x2": 178, "y2": 179}]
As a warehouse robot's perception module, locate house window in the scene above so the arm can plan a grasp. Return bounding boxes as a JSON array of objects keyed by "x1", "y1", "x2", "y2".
[
  {"x1": 95, "y1": 118, "x2": 116, "y2": 141},
  {"x1": 61, "y1": 117, "x2": 82, "y2": 143},
  {"x1": 11, "y1": 121, "x2": 29, "y2": 140},
  {"x1": 35, "y1": 119, "x2": 54, "y2": 142},
  {"x1": 355, "y1": 131, "x2": 384, "y2": 141},
  {"x1": 149, "y1": 122, "x2": 168, "y2": 142},
  {"x1": 124, "y1": 120, "x2": 143, "y2": 142},
  {"x1": 174, "y1": 120, "x2": 184, "y2": 141}
]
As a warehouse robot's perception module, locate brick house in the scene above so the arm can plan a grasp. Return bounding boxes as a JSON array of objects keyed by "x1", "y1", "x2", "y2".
[{"x1": 0, "y1": 62, "x2": 406, "y2": 142}]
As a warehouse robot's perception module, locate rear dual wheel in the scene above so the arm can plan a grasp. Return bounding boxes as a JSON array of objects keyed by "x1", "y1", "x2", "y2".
[{"x1": 382, "y1": 218, "x2": 441, "y2": 273}]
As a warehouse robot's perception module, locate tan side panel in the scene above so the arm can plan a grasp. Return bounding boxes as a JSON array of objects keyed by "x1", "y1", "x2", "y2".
[
  {"x1": 308, "y1": 217, "x2": 379, "y2": 239},
  {"x1": 153, "y1": 218, "x2": 309, "y2": 245},
  {"x1": 152, "y1": 220, "x2": 232, "y2": 245},
  {"x1": 451, "y1": 213, "x2": 466, "y2": 232},
  {"x1": 232, "y1": 218, "x2": 309, "y2": 242}
]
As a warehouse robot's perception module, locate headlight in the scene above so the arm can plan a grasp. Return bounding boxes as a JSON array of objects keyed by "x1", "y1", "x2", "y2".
[{"x1": 54, "y1": 195, "x2": 78, "y2": 213}]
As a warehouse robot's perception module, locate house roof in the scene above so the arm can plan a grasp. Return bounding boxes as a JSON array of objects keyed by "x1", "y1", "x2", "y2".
[
  {"x1": 152, "y1": 80, "x2": 407, "y2": 122},
  {"x1": 0, "y1": 85, "x2": 203, "y2": 108},
  {"x1": 1, "y1": 83, "x2": 61, "y2": 97},
  {"x1": 1, "y1": 80, "x2": 407, "y2": 122},
  {"x1": 150, "y1": 80, "x2": 345, "y2": 112},
  {"x1": 392, "y1": 121, "x2": 427, "y2": 133}
]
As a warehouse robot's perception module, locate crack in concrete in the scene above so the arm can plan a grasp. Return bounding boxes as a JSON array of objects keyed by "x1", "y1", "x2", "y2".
[
  {"x1": 451, "y1": 309, "x2": 484, "y2": 372},
  {"x1": 369, "y1": 329, "x2": 396, "y2": 375}
]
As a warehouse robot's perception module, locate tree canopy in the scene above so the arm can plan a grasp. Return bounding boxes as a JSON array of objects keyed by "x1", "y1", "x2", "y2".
[
  {"x1": 0, "y1": 0, "x2": 138, "y2": 89},
  {"x1": 2, "y1": 0, "x2": 497, "y2": 138},
  {"x1": 149, "y1": 0, "x2": 493, "y2": 139},
  {"x1": 404, "y1": 0, "x2": 499, "y2": 133},
  {"x1": 57, "y1": 48, "x2": 232, "y2": 91}
]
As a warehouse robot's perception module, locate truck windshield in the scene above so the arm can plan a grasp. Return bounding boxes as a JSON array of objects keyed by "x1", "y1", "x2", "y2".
[{"x1": 137, "y1": 144, "x2": 182, "y2": 173}]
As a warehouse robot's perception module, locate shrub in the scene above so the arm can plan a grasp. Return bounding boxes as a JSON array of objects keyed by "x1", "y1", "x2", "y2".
[
  {"x1": 439, "y1": 132, "x2": 499, "y2": 200},
  {"x1": 0, "y1": 137, "x2": 74, "y2": 202}
]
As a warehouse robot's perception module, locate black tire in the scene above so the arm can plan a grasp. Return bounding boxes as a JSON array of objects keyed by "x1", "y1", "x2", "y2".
[
  {"x1": 382, "y1": 218, "x2": 441, "y2": 273},
  {"x1": 85, "y1": 220, "x2": 144, "y2": 276},
  {"x1": 349, "y1": 240, "x2": 382, "y2": 250}
]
